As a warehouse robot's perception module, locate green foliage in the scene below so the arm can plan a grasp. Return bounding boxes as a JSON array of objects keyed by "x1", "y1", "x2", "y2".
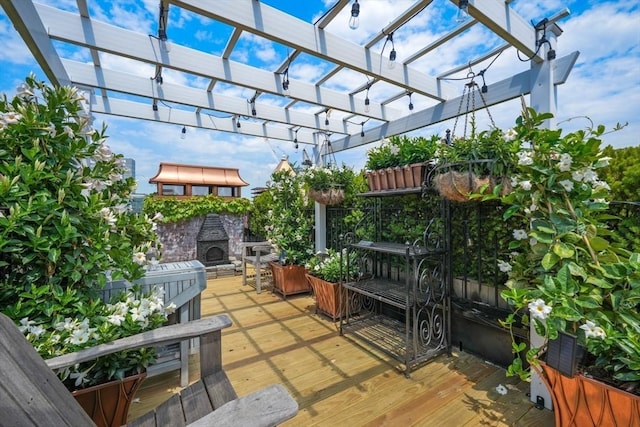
[
  {"x1": 599, "y1": 145, "x2": 640, "y2": 202},
  {"x1": 248, "y1": 190, "x2": 274, "y2": 240},
  {"x1": 264, "y1": 171, "x2": 314, "y2": 265},
  {"x1": 143, "y1": 194, "x2": 251, "y2": 223},
  {"x1": 365, "y1": 135, "x2": 440, "y2": 170},
  {"x1": 437, "y1": 127, "x2": 519, "y2": 177},
  {"x1": 306, "y1": 248, "x2": 359, "y2": 283},
  {"x1": 499, "y1": 108, "x2": 640, "y2": 384},
  {"x1": 0, "y1": 75, "x2": 160, "y2": 307},
  {"x1": 0, "y1": 75, "x2": 164, "y2": 390}
]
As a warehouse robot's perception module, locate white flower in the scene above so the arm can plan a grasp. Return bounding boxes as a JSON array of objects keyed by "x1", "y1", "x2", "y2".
[
  {"x1": 572, "y1": 170, "x2": 584, "y2": 182},
  {"x1": 559, "y1": 179, "x2": 574, "y2": 192},
  {"x1": 503, "y1": 128, "x2": 518, "y2": 142},
  {"x1": 29, "y1": 325, "x2": 45, "y2": 337},
  {"x1": 495, "y1": 384, "x2": 508, "y2": 395},
  {"x1": 519, "y1": 180, "x2": 532, "y2": 191},
  {"x1": 18, "y1": 317, "x2": 35, "y2": 333},
  {"x1": 580, "y1": 320, "x2": 606, "y2": 339},
  {"x1": 497, "y1": 260, "x2": 512, "y2": 273},
  {"x1": 528, "y1": 298, "x2": 552, "y2": 321},
  {"x1": 512, "y1": 229, "x2": 528, "y2": 240},
  {"x1": 63, "y1": 125, "x2": 75, "y2": 138},
  {"x1": 517, "y1": 151, "x2": 533, "y2": 166},
  {"x1": 46, "y1": 122, "x2": 56, "y2": 137},
  {"x1": 165, "y1": 302, "x2": 177, "y2": 314},
  {"x1": 133, "y1": 251, "x2": 146, "y2": 265},
  {"x1": 107, "y1": 314, "x2": 125, "y2": 326},
  {"x1": 593, "y1": 180, "x2": 610, "y2": 191},
  {"x1": 2, "y1": 111, "x2": 23, "y2": 124},
  {"x1": 68, "y1": 328, "x2": 90, "y2": 345},
  {"x1": 582, "y1": 169, "x2": 598, "y2": 183}
]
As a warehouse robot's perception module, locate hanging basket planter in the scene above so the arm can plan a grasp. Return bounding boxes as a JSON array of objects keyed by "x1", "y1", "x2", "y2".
[
  {"x1": 309, "y1": 187, "x2": 345, "y2": 205},
  {"x1": 432, "y1": 162, "x2": 512, "y2": 202}
]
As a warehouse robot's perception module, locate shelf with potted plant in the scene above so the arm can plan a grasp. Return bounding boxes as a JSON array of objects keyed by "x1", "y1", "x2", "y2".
[
  {"x1": 305, "y1": 247, "x2": 359, "y2": 322},
  {"x1": 364, "y1": 135, "x2": 440, "y2": 194},
  {"x1": 496, "y1": 109, "x2": 639, "y2": 425}
]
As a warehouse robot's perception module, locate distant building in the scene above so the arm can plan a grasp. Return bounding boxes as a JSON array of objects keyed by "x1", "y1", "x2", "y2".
[
  {"x1": 123, "y1": 158, "x2": 135, "y2": 181},
  {"x1": 149, "y1": 162, "x2": 249, "y2": 198}
]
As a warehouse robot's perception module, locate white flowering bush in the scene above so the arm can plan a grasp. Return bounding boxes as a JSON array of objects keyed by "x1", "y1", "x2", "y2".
[
  {"x1": 497, "y1": 109, "x2": 640, "y2": 387},
  {"x1": 0, "y1": 76, "x2": 166, "y2": 388},
  {"x1": 18, "y1": 286, "x2": 176, "y2": 390},
  {"x1": 305, "y1": 248, "x2": 359, "y2": 283},
  {"x1": 264, "y1": 170, "x2": 314, "y2": 265}
]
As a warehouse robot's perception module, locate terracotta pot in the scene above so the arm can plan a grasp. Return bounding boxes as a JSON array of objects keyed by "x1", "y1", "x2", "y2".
[
  {"x1": 394, "y1": 167, "x2": 405, "y2": 189},
  {"x1": 537, "y1": 361, "x2": 640, "y2": 427},
  {"x1": 372, "y1": 170, "x2": 382, "y2": 191},
  {"x1": 269, "y1": 262, "x2": 310, "y2": 298},
  {"x1": 411, "y1": 163, "x2": 426, "y2": 188},
  {"x1": 365, "y1": 171, "x2": 377, "y2": 191},
  {"x1": 377, "y1": 169, "x2": 389, "y2": 190},
  {"x1": 72, "y1": 372, "x2": 146, "y2": 427},
  {"x1": 306, "y1": 274, "x2": 344, "y2": 322},
  {"x1": 386, "y1": 168, "x2": 397, "y2": 189},
  {"x1": 403, "y1": 165, "x2": 415, "y2": 188},
  {"x1": 309, "y1": 188, "x2": 345, "y2": 205}
]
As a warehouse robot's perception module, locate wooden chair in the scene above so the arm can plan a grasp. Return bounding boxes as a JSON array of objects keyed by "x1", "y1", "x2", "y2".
[
  {"x1": 0, "y1": 313, "x2": 298, "y2": 427},
  {"x1": 241, "y1": 241, "x2": 278, "y2": 293}
]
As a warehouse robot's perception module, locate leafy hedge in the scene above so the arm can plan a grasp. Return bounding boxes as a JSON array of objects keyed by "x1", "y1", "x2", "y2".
[{"x1": 143, "y1": 194, "x2": 251, "y2": 223}]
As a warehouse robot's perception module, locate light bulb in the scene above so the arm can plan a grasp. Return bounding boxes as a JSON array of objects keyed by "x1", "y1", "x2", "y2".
[
  {"x1": 349, "y1": 1, "x2": 360, "y2": 30},
  {"x1": 180, "y1": 126, "x2": 186, "y2": 139},
  {"x1": 388, "y1": 48, "x2": 396, "y2": 69},
  {"x1": 456, "y1": 0, "x2": 469, "y2": 23},
  {"x1": 364, "y1": 97, "x2": 370, "y2": 113}
]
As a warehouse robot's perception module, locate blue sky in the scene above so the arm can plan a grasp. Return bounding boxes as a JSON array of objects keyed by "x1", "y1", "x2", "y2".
[{"x1": 1, "y1": 0, "x2": 638, "y2": 196}]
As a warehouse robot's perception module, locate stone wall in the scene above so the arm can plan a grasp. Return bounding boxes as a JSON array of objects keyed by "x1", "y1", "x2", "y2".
[{"x1": 158, "y1": 214, "x2": 246, "y2": 263}]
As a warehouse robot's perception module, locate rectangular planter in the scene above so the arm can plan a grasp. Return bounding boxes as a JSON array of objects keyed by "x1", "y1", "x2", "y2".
[
  {"x1": 306, "y1": 274, "x2": 343, "y2": 322},
  {"x1": 269, "y1": 262, "x2": 311, "y2": 298}
]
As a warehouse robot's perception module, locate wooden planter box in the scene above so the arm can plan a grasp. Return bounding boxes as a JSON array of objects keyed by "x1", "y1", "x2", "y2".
[
  {"x1": 306, "y1": 274, "x2": 343, "y2": 322},
  {"x1": 269, "y1": 262, "x2": 310, "y2": 298},
  {"x1": 538, "y1": 361, "x2": 640, "y2": 426}
]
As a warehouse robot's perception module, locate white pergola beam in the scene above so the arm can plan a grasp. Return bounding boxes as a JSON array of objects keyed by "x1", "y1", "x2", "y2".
[
  {"x1": 62, "y1": 60, "x2": 357, "y2": 135},
  {"x1": 35, "y1": 3, "x2": 400, "y2": 124},
  {"x1": 331, "y1": 51, "x2": 579, "y2": 151},
  {"x1": 171, "y1": 0, "x2": 456, "y2": 101},
  {"x1": 90, "y1": 96, "x2": 320, "y2": 145}
]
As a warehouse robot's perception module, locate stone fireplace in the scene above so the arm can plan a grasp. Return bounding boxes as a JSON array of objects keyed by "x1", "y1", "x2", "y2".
[{"x1": 196, "y1": 214, "x2": 230, "y2": 266}]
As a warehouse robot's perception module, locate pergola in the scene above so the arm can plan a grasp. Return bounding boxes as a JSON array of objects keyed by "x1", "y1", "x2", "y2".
[{"x1": 1, "y1": 0, "x2": 578, "y2": 408}]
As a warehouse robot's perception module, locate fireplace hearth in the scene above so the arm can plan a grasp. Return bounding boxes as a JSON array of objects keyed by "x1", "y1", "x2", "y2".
[{"x1": 196, "y1": 214, "x2": 229, "y2": 266}]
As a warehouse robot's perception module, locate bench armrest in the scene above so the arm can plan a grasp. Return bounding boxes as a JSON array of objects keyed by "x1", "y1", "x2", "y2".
[
  {"x1": 187, "y1": 384, "x2": 298, "y2": 427},
  {"x1": 46, "y1": 315, "x2": 232, "y2": 370}
]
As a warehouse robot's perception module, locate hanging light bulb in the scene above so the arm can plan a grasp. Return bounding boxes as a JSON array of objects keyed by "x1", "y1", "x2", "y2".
[
  {"x1": 282, "y1": 68, "x2": 290, "y2": 97},
  {"x1": 349, "y1": 0, "x2": 360, "y2": 30},
  {"x1": 456, "y1": 0, "x2": 469, "y2": 23},
  {"x1": 386, "y1": 33, "x2": 396, "y2": 69},
  {"x1": 364, "y1": 96, "x2": 370, "y2": 113},
  {"x1": 360, "y1": 122, "x2": 365, "y2": 137},
  {"x1": 180, "y1": 126, "x2": 186, "y2": 139},
  {"x1": 408, "y1": 92, "x2": 414, "y2": 110}
]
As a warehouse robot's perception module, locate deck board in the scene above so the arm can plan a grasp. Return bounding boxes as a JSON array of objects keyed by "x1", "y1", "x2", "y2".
[{"x1": 129, "y1": 276, "x2": 554, "y2": 426}]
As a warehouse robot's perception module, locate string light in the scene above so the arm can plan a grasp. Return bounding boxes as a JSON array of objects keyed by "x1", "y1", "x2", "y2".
[
  {"x1": 386, "y1": 33, "x2": 396, "y2": 69},
  {"x1": 407, "y1": 92, "x2": 413, "y2": 110},
  {"x1": 349, "y1": 0, "x2": 360, "y2": 30},
  {"x1": 282, "y1": 68, "x2": 290, "y2": 96},
  {"x1": 360, "y1": 122, "x2": 365, "y2": 137},
  {"x1": 294, "y1": 129, "x2": 299, "y2": 149},
  {"x1": 180, "y1": 126, "x2": 186, "y2": 139},
  {"x1": 248, "y1": 96, "x2": 257, "y2": 116},
  {"x1": 456, "y1": 0, "x2": 469, "y2": 23}
]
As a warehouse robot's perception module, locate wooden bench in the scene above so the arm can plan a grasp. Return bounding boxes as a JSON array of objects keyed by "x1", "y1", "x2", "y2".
[
  {"x1": 241, "y1": 241, "x2": 278, "y2": 293},
  {"x1": 0, "y1": 313, "x2": 298, "y2": 427}
]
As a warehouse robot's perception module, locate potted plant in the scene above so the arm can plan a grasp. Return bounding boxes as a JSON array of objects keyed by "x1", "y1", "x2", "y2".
[
  {"x1": 365, "y1": 135, "x2": 440, "y2": 191},
  {"x1": 264, "y1": 170, "x2": 314, "y2": 297},
  {"x1": 302, "y1": 163, "x2": 356, "y2": 206},
  {"x1": 498, "y1": 109, "x2": 640, "y2": 425},
  {"x1": 433, "y1": 128, "x2": 517, "y2": 202},
  {"x1": 305, "y1": 248, "x2": 359, "y2": 321},
  {"x1": 0, "y1": 75, "x2": 164, "y2": 426}
]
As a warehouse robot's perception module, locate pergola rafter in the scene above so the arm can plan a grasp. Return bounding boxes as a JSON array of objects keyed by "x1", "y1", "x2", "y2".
[{"x1": 1, "y1": 0, "x2": 574, "y2": 153}]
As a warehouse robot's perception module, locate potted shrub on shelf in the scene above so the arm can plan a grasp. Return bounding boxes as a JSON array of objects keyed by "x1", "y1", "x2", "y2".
[
  {"x1": 264, "y1": 170, "x2": 314, "y2": 297},
  {"x1": 305, "y1": 248, "x2": 359, "y2": 321},
  {"x1": 365, "y1": 135, "x2": 440, "y2": 191},
  {"x1": 0, "y1": 75, "x2": 165, "y2": 426},
  {"x1": 498, "y1": 109, "x2": 640, "y2": 425},
  {"x1": 433, "y1": 128, "x2": 517, "y2": 202}
]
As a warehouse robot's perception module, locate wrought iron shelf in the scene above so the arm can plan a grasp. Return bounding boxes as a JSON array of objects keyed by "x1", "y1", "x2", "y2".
[
  {"x1": 350, "y1": 241, "x2": 445, "y2": 257},
  {"x1": 341, "y1": 313, "x2": 446, "y2": 375},
  {"x1": 358, "y1": 187, "x2": 423, "y2": 197},
  {"x1": 343, "y1": 278, "x2": 415, "y2": 309}
]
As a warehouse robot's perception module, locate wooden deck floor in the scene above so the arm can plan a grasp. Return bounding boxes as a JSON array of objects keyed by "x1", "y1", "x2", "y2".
[{"x1": 128, "y1": 276, "x2": 554, "y2": 426}]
